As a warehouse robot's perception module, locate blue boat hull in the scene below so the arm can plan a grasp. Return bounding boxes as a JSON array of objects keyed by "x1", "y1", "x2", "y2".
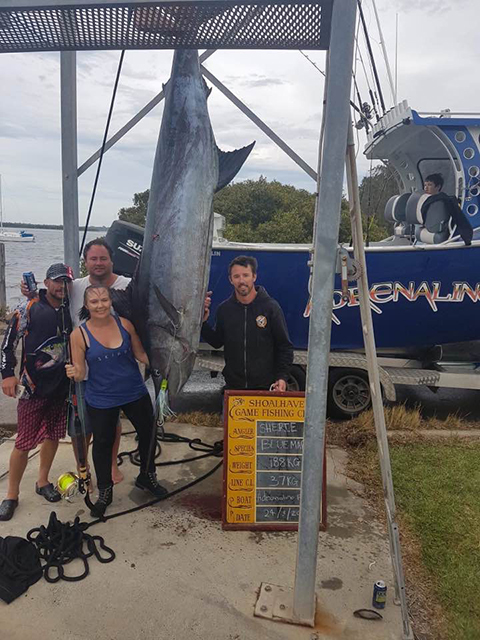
[{"x1": 209, "y1": 243, "x2": 480, "y2": 351}]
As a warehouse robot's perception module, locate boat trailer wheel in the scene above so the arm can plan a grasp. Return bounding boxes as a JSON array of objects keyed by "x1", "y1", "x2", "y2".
[{"x1": 328, "y1": 368, "x2": 371, "y2": 418}]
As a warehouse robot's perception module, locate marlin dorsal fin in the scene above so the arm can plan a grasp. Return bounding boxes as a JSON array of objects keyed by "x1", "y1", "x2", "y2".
[{"x1": 216, "y1": 142, "x2": 256, "y2": 193}]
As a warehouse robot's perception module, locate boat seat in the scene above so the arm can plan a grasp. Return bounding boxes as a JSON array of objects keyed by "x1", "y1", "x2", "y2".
[
  {"x1": 384, "y1": 193, "x2": 410, "y2": 223},
  {"x1": 405, "y1": 191, "x2": 450, "y2": 244}
]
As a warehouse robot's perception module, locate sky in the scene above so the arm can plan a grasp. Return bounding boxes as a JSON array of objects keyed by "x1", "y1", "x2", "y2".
[{"x1": 0, "y1": 0, "x2": 479, "y2": 227}]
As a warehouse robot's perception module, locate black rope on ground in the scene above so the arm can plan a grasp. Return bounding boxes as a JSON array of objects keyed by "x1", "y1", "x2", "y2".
[
  {"x1": 116, "y1": 430, "x2": 223, "y2": 469},
  {"x1": 9, "y1": 437, "x2": 223, "y2": 587},
  {"x1": 89, "y1": 459, "x2": 223, "y2": 526},
  {"x1": 25, "y1": 512, "x2": 115, "y2": 583}
]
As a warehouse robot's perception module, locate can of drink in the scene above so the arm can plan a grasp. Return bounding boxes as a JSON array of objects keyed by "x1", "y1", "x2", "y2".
[
  {"x1": 372, "y1": 580, "x2": 387, "y2": 609},
  {"x1": 23, "y1": 271, "x2": 37, "y2": 293}
]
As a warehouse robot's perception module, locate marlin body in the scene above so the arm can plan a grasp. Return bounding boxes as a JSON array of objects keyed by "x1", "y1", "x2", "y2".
[{"x1": 122, "y1": 50, "x2": 254, "y2": 398}]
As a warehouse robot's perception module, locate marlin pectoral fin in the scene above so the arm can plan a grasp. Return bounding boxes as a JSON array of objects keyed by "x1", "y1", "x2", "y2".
[
  {"x1": 153, "y1": 285, "x2": 182, "y2": 329},
  {"x1": 216, "y1": 142, "x2": 256, "y2": 192},
  {"x1": 111, "y1": 283, "x2": 134, "y2": 321}
]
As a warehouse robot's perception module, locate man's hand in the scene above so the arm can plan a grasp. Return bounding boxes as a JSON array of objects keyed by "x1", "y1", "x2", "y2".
[
  {"x1": 2, "y1": 376, "x2": 19, "y2": 398},
  {"x1": 203, "y1": 291, "x2": 212, "y2": 322},
  {"x1": 20, "y1": 280, "x2": 37, "y2": 299},
  {"x1": 271, "y1": 379, "x2": 287, "y2": 392}
]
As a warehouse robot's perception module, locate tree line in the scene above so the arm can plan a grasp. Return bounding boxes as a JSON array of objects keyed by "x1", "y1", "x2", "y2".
[{"x1": 118, "y1": 165, "x2": 399, "y2": 244}]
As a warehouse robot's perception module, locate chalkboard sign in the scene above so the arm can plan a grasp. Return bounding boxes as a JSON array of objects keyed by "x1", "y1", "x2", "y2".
[{"x1": 222, "y1": 391, "x2": 327, "y2": 531}]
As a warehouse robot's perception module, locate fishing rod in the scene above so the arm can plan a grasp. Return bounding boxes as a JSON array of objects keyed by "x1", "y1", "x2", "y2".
[
  {"x1": 59, "y1": 281, "x2": 96, "y2": 513},
  {"x1": 370, "y1": 0, "x2": 396, "y2": 104},
  {"x1": 357, "y1": 0, "x2": 386, "y2": 115}
]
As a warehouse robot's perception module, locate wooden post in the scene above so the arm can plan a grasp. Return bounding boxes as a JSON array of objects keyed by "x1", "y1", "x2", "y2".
[{"x1": 0, "y1": 242, "x2": 6, "y2": 316}]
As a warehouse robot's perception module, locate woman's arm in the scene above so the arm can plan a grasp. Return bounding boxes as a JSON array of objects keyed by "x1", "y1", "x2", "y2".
[
  {"x1": 120, "y1": 318, "x2": 149, "y2": 365},
  {"x1": 65, "y1": 327, "x2": 87, "y2": 382}
]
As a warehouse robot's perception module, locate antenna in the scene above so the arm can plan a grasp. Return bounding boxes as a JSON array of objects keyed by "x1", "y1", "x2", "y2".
[
  {"x1": 395, "y1": 13, "x2": 399, "y2": 103},
  {"x1": 371, "y1": 0, "x2": 396, "y2": 105}
]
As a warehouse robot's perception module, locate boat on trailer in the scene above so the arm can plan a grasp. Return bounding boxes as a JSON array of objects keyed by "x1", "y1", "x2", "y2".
[{"x1": 107, "y1": 102, "x2": 480, "y2": 361}]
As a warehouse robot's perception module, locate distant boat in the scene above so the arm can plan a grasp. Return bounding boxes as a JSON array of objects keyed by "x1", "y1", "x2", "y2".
[
  {"x1": 0, "y1": 175, "x2": 35, "y2": 243},
  {"x1": 0, "y1": 228, "x2": 35, "y2": 242}
]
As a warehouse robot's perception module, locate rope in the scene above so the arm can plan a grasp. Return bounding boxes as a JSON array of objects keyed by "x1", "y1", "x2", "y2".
[
  {"x1": 79, "y1": 45, "x2": 128, "y2": 256},
  {"x1": 117, "y1": 429, "x2": 223, "y2": 468},
  {"x1": 3, "y1": 438, "x2": 223, "y2": 589},
  {"x1": 27, "y1": 512, "x2": 115, "y2": 583}
]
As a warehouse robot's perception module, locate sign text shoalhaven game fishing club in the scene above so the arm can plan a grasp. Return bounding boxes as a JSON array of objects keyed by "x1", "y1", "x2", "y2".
[{"x1": 222, "y1": 391, "x2": 326, "y2": 531}]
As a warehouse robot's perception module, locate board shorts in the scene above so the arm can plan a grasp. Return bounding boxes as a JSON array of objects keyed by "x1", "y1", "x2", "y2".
[
  {"x1": 67, "y1": 381, "x2": 93, "y2": 438},
  {"x1": 16, "y1": 396, "x2": 68, "y2": 452}
]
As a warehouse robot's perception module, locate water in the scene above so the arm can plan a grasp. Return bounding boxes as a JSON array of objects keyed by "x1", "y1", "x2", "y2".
[{"x1": 2, "y1": 227, "x2": 100, "y2": 309}]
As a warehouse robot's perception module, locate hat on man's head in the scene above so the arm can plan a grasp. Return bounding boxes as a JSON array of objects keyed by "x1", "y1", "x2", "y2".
[{"x1": 45, "y1": 263, "x2": 74, "y2": 281}]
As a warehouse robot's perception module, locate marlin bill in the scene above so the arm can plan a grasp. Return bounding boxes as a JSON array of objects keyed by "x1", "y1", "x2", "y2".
[{"x1": 113, "y1": 49, "x2": 254, "y2": 399}]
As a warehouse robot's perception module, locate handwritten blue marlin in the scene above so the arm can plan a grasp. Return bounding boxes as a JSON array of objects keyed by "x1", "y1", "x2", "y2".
[{"x1": 114, "y1": 50, "x2": 254, "y2": 401}]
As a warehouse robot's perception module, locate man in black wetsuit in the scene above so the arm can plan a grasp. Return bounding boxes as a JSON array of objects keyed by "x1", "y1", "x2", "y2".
[
  {"x1": 0, "y1": 263, "x2": 73, "y2": 520},
  {"x1": 201, "y1": 255, "x2": 293, "y2": 392}
]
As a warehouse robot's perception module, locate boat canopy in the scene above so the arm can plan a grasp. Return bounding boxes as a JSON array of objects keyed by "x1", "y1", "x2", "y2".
[{"x1": 365, "y1": 100, "x2": 480, "y2": 230}]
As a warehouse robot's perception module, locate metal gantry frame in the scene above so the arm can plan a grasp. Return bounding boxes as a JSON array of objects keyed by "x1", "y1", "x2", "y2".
[{"x1": 1, "y1": 1, "x2": 413, "y2": 637}]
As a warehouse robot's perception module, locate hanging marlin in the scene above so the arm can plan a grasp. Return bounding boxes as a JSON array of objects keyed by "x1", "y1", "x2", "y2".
[{"x1": 113, "y1": 49, "x2": 254, "y2": 406}]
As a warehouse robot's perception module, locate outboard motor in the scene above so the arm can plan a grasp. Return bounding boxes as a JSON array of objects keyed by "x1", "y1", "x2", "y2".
[
  {"x1": 105, "y1": 220, "x2": 144, "y2": 277},
  {"x1": 405, "y1": 191, "x2": 450, "y2": 244}
]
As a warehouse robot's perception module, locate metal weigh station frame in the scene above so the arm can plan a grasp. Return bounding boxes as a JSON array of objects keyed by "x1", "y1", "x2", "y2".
[{"x1": 0, "y1": 1, "x2": 414, "y2": 637}]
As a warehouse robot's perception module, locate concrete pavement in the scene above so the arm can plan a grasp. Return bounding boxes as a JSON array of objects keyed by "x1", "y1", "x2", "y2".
[{"x1": 0, "y1": 423, "x2": 404, "y2": 640}]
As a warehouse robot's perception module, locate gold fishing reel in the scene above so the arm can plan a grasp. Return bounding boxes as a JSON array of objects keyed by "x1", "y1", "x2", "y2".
[{"x1": 56, "y1": 472, "x2": 81, "y2": 501}]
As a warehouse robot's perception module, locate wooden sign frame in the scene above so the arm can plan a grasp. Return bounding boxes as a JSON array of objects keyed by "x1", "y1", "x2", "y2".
[{"x1": 222, "y1": 390, "x2": 327, "y2": 531}]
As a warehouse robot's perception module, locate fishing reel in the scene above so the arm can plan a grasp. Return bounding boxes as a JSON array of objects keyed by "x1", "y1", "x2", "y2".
[{"x1": 56, "y1": 472, "x2": 89, "y2": 501}]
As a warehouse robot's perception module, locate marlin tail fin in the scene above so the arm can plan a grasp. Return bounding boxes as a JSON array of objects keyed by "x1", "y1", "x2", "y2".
[{"x1": 216, "y1": 142, "x2": 256, "y2": 192}]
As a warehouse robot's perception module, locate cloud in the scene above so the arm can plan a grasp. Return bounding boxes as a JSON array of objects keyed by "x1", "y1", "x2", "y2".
[
  {"x1": 223, "y1": 74, "x2": 287, "y2": 89},
  {"x1": 0, "y1": 123, "x2": 32, "y2": 139},
  {"x1": 391, "y1": 0, "x2": 468, "y2": 12}
]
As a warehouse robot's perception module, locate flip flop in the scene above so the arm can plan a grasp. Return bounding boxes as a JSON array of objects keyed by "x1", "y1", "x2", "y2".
[
  {"x1": 0, "y1": 499, "x2": 19, "y2": 521},
  {"x1": 353, "y1": 609, "x2": 383, "y2": 620},
  {"x1": 35, "y1": 482, "x2": 61, "y2": 503}
]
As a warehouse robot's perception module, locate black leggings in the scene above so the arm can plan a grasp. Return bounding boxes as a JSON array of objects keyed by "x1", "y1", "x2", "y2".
[{"x1": 87, "y1": 393, "x2": 155, "y2": 490}]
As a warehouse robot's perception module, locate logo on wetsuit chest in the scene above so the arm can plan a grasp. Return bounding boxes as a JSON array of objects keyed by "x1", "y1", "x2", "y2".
[{"x1": 256, "y1": 315, "x2": 267, "y2": 328}]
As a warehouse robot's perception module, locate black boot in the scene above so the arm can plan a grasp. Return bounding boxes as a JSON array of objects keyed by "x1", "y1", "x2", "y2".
[
  {"x1": 90, "y1": 485, "x2": 113, "y2": 517},
  {"x1": 135, "y1": 471, "x2": 168, "y2": 498}
]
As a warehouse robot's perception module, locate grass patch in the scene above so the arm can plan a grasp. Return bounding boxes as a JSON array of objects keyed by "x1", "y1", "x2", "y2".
[
  {"x1": 168, "y1": 411, "x2": 223, "y2": 429},
  {"x1": 348, "y1": 440, "x2": 480, "y2": 640},
  {"x1": 391, "y1": 442, "x2": 480, "y2": 640},
  {"x1": 327, "y1": 404, "x2": 472, "y2": 450}
]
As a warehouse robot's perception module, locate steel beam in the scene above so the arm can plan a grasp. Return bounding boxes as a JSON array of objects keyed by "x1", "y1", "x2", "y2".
[
  {"x1": 292, "y1": 0, "x2": 357, "y2": 625},
  {"x1": 60, "y1": 51, "x2": 80, "y2": 274},
  {"x1": 200, "y1": 65, "x2": 317, "y2": 181},
  {"x1": 78, "y1": 49, "x2": 216, "y2": 177}
]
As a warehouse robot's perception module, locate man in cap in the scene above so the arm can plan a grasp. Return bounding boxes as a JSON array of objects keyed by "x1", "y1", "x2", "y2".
[{"x1": 0, "y1": 263, "x2": 74, "y2": 520}]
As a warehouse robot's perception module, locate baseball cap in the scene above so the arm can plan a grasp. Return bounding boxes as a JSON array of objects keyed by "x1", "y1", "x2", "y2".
[{"x1": 45, "y1": 263, "x2": 74, "y2": 281}]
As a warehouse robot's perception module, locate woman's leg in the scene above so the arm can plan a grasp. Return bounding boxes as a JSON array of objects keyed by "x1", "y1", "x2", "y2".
[
  {"x1": 121, "y1": 394, "x2": 155, "y2": 474},
  {"x1": 122, "y1": 394, "x2": 167, "y2": 498},
  {"x1": 87, "y1": 404, "x2": 119, "y2": 490},
  {"x1": 111, "y1": 420, "x2": 124, "y2": 484}
]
